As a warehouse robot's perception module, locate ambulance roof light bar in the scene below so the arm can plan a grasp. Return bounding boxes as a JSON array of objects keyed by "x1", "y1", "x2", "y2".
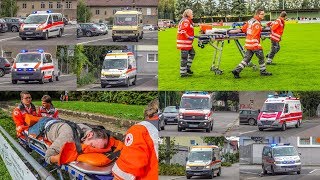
[
  {"x1": 106, "y1": 50, "x2": 133, "y2": 55},
  {"x1": 185, "y1": 91, "x2": 209, "y2": 95},
  {"x1": 20, "y1": 49, "x2": 45, "y2": 53},
  {"x1": 270, "y1": 143, "x2": 290, "y2": 147},
  {"x1": 32, "y1": 10, "x2": 53, "y2": 14}
]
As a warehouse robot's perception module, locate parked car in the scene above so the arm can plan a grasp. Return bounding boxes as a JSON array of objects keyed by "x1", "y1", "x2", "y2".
[
  {"x1": 3, "y1": 17, "x2": 23, "y2": 32},
  {"x1": 158, "y1": 110, "x2": 165, "y2": 131},
  {"x1": 96, "y1": 23, "x2": 108, "y2": 35},
  {"x1": 143, "y1": 24, "x2": 155, "y2": 31},
  {"x1": 0, "y1": 18, "x2": 8, "y2": 33},
  {"x1": 163, "y1": 106, "x2": 179, "y2": 124},
  {"x1": 77, "y1": 23, "x2": 101, "y2": 37},
  {"x1": 0, "y1": 57, "x2": 11, "y2": 77},
  {"x1": 239, "y1": 109, "x2": 259, "y2": 126}
]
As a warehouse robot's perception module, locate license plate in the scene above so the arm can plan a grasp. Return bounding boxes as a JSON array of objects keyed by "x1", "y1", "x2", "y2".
[
  {"x1": 21, "y1": 76, "x2": 29, "y2": 79},
  {"x1": 194, "y1": 173, "x2": 201, "y2": 175},
  {"x1": 121, "y1": 36, "x2": 128, "y2": 39},
  {"x1": 263, "y1": 125, "x2": 271, "y2": 127},
  {"x1": 25, "y1": 32, "x2": 33, "y2": 35},
  {"x1": 189, "y1": 124, "x2": 198, "y2": 128},
  {"x1": 109, "y1": 81, "x2": 118, "y2": 84},
  {"x1": 286, "y1": 168, "x2": 293, "y2": 171},
  {"x1": 167, "y1": 119, "x2": 174, "y2": 121}
]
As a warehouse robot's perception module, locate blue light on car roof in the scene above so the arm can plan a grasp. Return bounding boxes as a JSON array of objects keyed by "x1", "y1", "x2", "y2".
[
  {"x1": 20, "y1": 49, "x2": 28, "y2": 53},
  {"x1": 32, "y1": 11, "x2": 37, "y2": 14},
  {"x1": 268, "y1": 94, "x2": 274, "y2": 98},
  {"x1": 47, "y1": 10, "x2": 52, "y2": 13},
  {"x1": 270, "y1": 144, "x2": 277, "y2": 147},
  {"x1": 185, "y1": 91, "x2": 208, "y2": 95},
  {"x1": 37, "y1": 49, "x2": 44, "y2": 53},
  {"x1": 26, "y1": 68, "x2": 34, "y2": 71}
]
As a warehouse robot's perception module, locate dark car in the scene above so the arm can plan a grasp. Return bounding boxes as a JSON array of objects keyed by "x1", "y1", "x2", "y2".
[
  {"x1": 77, "y1": 23, "x2": 101, "y2": 37},
  {"x1": 0, "y1": 57, "x2": 11, "y2": 77},
  {"x1": 239, "y1": 109, "x2": 259, "y2": 126},
  {"x1": 163, "y1": 106, "x2": 179, "y2": 124},
  {"x1": 3, "y1": 17, "x2": 23, "y2": 32},
  {"x1": 158, "y1": 110, "x2": 165, "y2": 131},
  {"x1": 0, "y1": 18, "x2": 8, "y2": 33}
]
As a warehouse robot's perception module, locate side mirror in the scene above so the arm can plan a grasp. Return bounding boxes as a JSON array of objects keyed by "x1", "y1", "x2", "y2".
[
  {"x1": 212, "y1": 156, "x2": 216, "y2": 161},
  {"x1": 258, "y1": 109, "x2": 261, "y2": 113},
  {"x1": 128, "y1": 64, "x2": 132, "y2": 69}
]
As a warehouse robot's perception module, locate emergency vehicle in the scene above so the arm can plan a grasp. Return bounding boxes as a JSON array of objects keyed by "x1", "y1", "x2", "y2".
[
  {"x1": 100, "y1": 50, "x2": 137, "y2": 88},
  {"x1": 178, "y1": 92, "x2": 214, "y2": 132},
  {"x1": 262, "y1": 143, "x2": 301, "y2": 175},
  {"x1": 257, "y1": 95, "x2": 302, "y2": 131},
  {"x1": 19, "y1": 10, "x2": 64, "y2": 40},
  {"x1": 112, "y1": 10, "x2": 143, "y2": 42},
  {"x1": 11, "y1": 49, "x2": 60, "y2": 84},
  {"x1": 186, "y1": 145, "x2": 222, "y2": 179}
]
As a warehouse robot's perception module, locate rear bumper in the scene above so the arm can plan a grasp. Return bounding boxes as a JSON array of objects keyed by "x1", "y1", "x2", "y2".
[{"x1": 12, "y1": 71, "x2": 42, "y2": 81}]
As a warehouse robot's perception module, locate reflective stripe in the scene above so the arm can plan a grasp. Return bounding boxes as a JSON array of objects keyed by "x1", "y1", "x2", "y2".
[
  {"x1": 180, "y1": 67, "x2": 187, "y2": 70},
  {"x1": 245, "y1": 43, "x2": 262, "y2": 47},
  {"x1": 177, "y1": 44, "x2": 193, "y2": 48},
  {"x1": 241, "y1": 61, "x2": 248, "y2": 66},
  {"x1": 245, "y1": 39, "x2": 259, "y2": 43},
  {"x1": 239, "y1": 63, "x2": 244, "y2": 68},
  {"x1": 177, "y1": 40, "x2": 193, "y2": 44},
  {"x1": 277, "y1": 19, "x2": 283, "y2": 27},
  {"x1": 270, "y1": 35, "x2": 280, "y2": 41},
  {"x1": 271, "y1": 32, "x2": 281, "y2": 38},
  {"x1": 138, "y1": 121, "x2": 159, "y2": 159},
  {"x1": 112, "y1": 162, "x2": 136, "y2": 180}
]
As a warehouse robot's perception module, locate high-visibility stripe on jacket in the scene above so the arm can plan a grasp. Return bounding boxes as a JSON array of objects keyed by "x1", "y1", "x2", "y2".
[
  {"x1": 12, "y1": 103, "x2": 37, "y2": 127},
  {"x1": 37, "y1": 106, "x2": 59, "y2": 118},
  {"x1": 112, "y1": 121, "x2": 159, "y2": 180},
  {"x1": 270, "y1": 17, "x2": 285, "y2": 42},
  {"x1": 177, "y1": 18, "x2": 194, "y2": 50},
  {"x1": 243, "y1": 16, "x2": 263, "y2": 50}
]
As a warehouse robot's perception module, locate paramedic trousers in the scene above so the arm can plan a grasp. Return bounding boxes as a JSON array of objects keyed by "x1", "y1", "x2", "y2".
[
  {"x1": 28, "y1": 117, "x2": 55, "y2": 137},
  {"x1": 233, "y1": 49, "x2": 267, "y2": 73},
  {"x1": 180, "y1": 47, "x2": 195, "y2": 75},
  {"x1": 267, "y1": 40, "x2": 280, "y2": 62}
]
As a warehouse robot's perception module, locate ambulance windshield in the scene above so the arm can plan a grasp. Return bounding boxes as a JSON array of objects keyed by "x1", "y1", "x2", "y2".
[
  {"x1": 103, "y1": 59, "x2": 127, "y2": 70},
  {"x1": 24, "y1": 15, "x2": 48, "y2": 24},
  {"x1": 188, "y1": 151, "x2": 212, "y2": 162},
  {"x1": 114, "y1": 15, "x2": 137, "y2": 26},
  {"x1": 181, "y1": 97, "x2": 209, "y2": 110},
  {"x1": 261, "y1": 103, "x2": 284, "y2": 112},
  {"x1": 273, "y1": 147, "x2": 298, "y2": 157},
  {"x1": 16, "y1": 54, "x2": 41, "y2": 63}
]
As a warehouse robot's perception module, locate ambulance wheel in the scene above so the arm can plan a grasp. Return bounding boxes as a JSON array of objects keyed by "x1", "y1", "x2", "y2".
[
  {"x1": 295, "y1": 120, "x2": 300, "y2": 128},
  {"x1": 206, "y1": 127, "x2": 210, "y2": 133},
  {"x1": 186, "y1": 175, "x2": 191, "y2": 179},
  {"x1": 0, "y1": 69, "x2": 4, "y2": 77},
  {"x1": 297, "y1": 171, "x2": 301, "y2": 174},
  {"x1": 126, "y1": 78, "x2": 130, "y2": 87},
  {"x1": 21, "y1": 37, "x2": 27, "y2": 40},
  {"x1": 281, "y1": 123, "x2": 286, "y2": 131},
  {"x1": 55, "y1": 76, "x2": 59, "y2": 81},
  {"x1": 208, "y1": 169, "x2": 214, "y2": 178},
  {"x1": 43, "y1": 31, "x2": 48, "y2": 40},
  {"x1": 12, "y1": 80, "x2": 17, "y2": 84},
  {"x1": 132, "y1": 76, "x2": 137, "y2": 85},
  {"x1": 49, "y1": 73, "x2": 53, "y2": 82},
  {"x1": 259, "y1": 128, "x2": 264, "y2": 131},
  {"x1": 262, "y1": 165, "x2": 267, "y2": 174},
  {"x1": 57, "y1": 29, "x2": 62, "y2": 37},
  {"x1": 217, "y1": 167, "x2": 221, "y2": 176},
  {"x1": 39, "y1": 74, "x2": 45, "y2": 84},
  {"x1": 178, "y1": 127, "x2": 182, "y2": 132},
  {"x1": 135, "y1": 36, "x2": 139, "y2": 42}
]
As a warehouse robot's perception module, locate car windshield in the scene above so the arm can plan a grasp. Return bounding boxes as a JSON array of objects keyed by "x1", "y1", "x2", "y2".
[
  {"x1": 188, "y1": 151, "x2": 211, "y2": 162},
  {"x1": 16, "y1": 54, "x2": 41, "y2": 63},
  {"x1": 24, "y1": 15, "x2": 48, "y2": 24},
  {"x1": 273, "y1": 147, "x2": 298, "y2": 157},
  {"x1": 261, "y1": 103, "x2": 284, "y2": 112},
  {"x1": 164, "y1": 107, "x2": 178, "y2": 113},
  {"x1": 114, "y1": 15, "x2": 137, "y2": 26},
  {"x1": 103, "y1": 59, "x2": 127, "y2": 69},
  {"x1": 180, "y1": 97, "x2": 210, "y2": 109}
]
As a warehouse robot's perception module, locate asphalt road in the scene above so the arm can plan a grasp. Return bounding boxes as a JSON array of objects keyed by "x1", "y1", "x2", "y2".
[
  {"x1": 160, "y1": 163, "x2": 240, "y2": 180},
  {"x1": 0, "y1": 25, "x2": 77, "y2": 45},
  {"x1": 159, "y1": 112, "x2": 239, "y2": 136},
  {"x1": 0, "y1": 73, "x2": 77, "y2": 91},
  {"x1": 77, "y1": 74, "x2": 158, "y2": 91},
  {"x1": 240, "y1": 165, "x2": 320, "y2": 180},
  {"x1": 239, "y1": 120, "x2": 320, "y2": 137},
  {"x1": 76, "y1": 30, "x2": 158, "y2": 45}
]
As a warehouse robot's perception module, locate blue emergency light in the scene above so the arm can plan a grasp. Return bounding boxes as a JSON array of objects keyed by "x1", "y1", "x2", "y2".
[
  {"x1": 20, "y1": 49, "x2": 28, "y2": 53},
  {"x1": 32, "y1": 10, "x2": 52, "y2": 14},
  {"x1": 37, "y1": 49, "x2": 44, "y2": 53},
  {"x1": 17, "y1": 68, "x2": 23, "y2": 71},
  {"x1": 270, "y1": 143, "x2": 290, "y2": 147},
  {"x1": 26, "y1": 68, "x2": 34, "y2": 71},
  {"x1": 185, "y1": 91, "x2": 208, "y2": 95}
]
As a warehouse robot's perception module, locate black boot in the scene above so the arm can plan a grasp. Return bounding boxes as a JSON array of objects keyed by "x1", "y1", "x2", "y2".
[
  {"x1": 232, "y1": 70, "x2": 241, "y2": 78},
  {"x1": 187, "y1": 69, "x2": 193, "y2": 75},
  {"x1": 260, "y1": 70, "x2": 272, "y2": 76},
  {"x1": 180, "y1": 73, "x2": 190, "y2": 77}
]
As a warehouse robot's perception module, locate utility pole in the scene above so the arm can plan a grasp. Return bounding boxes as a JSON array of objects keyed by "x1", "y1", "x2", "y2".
[
  {"x1": 282, "y1": 0, "x2": 285, "y2": 10},
  {"x1": 11, "y1": 0, "x2": 13, "y2": 17}
]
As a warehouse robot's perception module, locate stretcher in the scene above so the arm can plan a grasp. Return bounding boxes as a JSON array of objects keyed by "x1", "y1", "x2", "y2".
[
  {"x1": 18, "y1": 132, "x2": 114, "y2": 180},
  {"x1": 196, "y1": 26, "x2": 271, "y2": 75}
]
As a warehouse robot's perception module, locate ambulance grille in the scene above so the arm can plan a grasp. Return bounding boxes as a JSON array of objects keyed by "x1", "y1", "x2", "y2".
[
  {"x1": 261, "y1": 121, "x2": 273, "y2": 125},
  {"x1": 24, "y1": 28, "x2": 36, "y2": 31},
  {"x1": 104, "y1": 74, "x2": 120, "y2": 78},
  {"x1": 184, "y1": 115, "x2": 205, "y2": 120},
  {"x1": 190, "y1": 166, "x2": 204, "y2": 170}
]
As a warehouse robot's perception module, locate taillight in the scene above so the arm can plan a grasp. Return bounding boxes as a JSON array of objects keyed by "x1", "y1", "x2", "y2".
[
  {"x1": 13, "y1": 62, "x2": 16, "y2": 69},
  {"x1": 4, "y1": 63, "x2": 10, "y2": 67}
]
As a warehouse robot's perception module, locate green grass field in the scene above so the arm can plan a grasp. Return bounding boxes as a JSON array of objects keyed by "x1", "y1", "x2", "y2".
[{"x1": 159, "y1": 23, "x2": 320, "y2": 90}]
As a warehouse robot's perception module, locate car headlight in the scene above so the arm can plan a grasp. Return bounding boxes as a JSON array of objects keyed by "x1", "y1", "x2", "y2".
[
  {"x1": 274, "y1": 161, "x2": 282, "y2": 164},
  {"x1": 205, "y1": 115, "x2": 208, "y2": 120},
  {"x1": 296, "y1": 160, "x2": 301, "y2": 163},
  {"x1": 186, "y1": 165, "x2": 190, "y2": 169},
  {"x1": 205, "y1": 165, "x2": 210, "y2": 169}
]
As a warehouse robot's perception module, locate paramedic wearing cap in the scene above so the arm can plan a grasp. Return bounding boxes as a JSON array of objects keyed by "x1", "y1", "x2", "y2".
[
  {"x1": 12, "y1": 91, "x2": 37, "y2": 137},
  {"x1": 112, "y1": 99, "x2": 159, "y2": 180},
  {"x1": 37, "y1": 95, "x2": 59, "y2": 118},
  {"x1": 177, "y1": 9, "x2": 195, "y2": 77},
  {"x1": 266, "y1": 11, "x2": 287, "y2": 65},
  {"x1": 232, "y1": 9, "x2": 272, "y2": 78}
]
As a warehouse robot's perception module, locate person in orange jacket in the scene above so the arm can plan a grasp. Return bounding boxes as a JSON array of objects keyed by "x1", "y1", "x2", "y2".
[
  {"x1": 112, "y1": 99, "x2": 159, "y2": 180},
  {"x1": 266, "y1": 11, "x2": 287, "y2": 65},
  {"x1": 177, "y1": 9, "x2": 195, "y2": 77},
  {"x1": 12, "y1": 91, "x2": 37, "y2": 137},
  {"x1": 37, "y1": 95, "x2": 59, "y2": 118},
  {"x1": 232, "y1": 9, "x2": 272, "y2": 78}
]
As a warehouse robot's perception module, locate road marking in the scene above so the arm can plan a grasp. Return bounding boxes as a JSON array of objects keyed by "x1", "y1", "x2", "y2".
[
  {"x1": 240, "y1": 171, "x2": 260, "y2": 175},
  {"x1": 0, "y1": 36, "x2": 19, "y2": 42},
  {"x1": 76, "y1": 36, "x2": 112, "y2": 45},
  {"x1": 309, "y1": 169, "x2": 320, "y2": 174},
  {"x1": 239, "y1": 130, "x2": 258, "y2": 135},
  {"x1": 247, "y1": 177, "x2": 257, "y2": 179}
]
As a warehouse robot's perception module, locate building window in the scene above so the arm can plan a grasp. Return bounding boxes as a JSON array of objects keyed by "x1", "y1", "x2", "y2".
[
  {"x1": 104, "y1": 11, "x2": 107, "y2": 15},
  {"x1": 32, "y1": 3, "x2": 34, "y2": 9},
  {"x1": 297, "y1": 137, "x2": 320, "y2": 147},
  {"x1": 41, "y1": 2, "x2": 45, "y2": 9},
  {"x1": 57, "y1": 2, "x2": 62, "y2": 9},
  {"x1": 49, "y1": 2, "x2": 53, "y2": 9},
  {"x1": 66, "y1": 1, "x2": 72, "y2": 9},
  {"x1": 147, "y1": 53, "x2": 158, "y2": 62},
  {"x1": 96, "y1": 9, "x2": 100, "y2": 15},
  {"x1": 147, "y1": 8, "x2": 151, "y2": 15},
  {"x1": 22, "y1": 3, "x2": 27, "y2": 8},
  {"x1": 136, "y1": 8, "x2": 142, "y2": 12}
]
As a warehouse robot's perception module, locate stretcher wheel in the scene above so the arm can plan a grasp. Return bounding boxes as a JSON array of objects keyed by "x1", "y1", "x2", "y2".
[
  {"x1": 215, "y1": 69, "x2": 223, "y2": 75},
  {"x1": 210, "y1": 66, "x2": 217, "y2": 71},
  {"x1": 200, "y1": 45, "x2": 205, "y2": 48},
  {"x1": 198, "y1": 44, "x2": 201, "y2": 47}
]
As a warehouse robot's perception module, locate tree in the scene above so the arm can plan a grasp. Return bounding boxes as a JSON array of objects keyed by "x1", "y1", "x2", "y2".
[
  {"x1": 202, "y1": 136, "x2": 226, "y2": 147},
  {"x1": 270, "y1": 0, "x2": 280, "y2": 10},
  {"x1": 72, "y1": 45, "x2": 91, "y2": 80},
  {"x1": 296, "y1": 91, "x2": 320, "y2": 117},
  {"x1": 175, "y1": 0, "x2": 194, "y2": 20},
  {"x1": 217, "y1": 0, "x2": 232, "y2": 22},
  {"x1": 0, "y1": 0, "x2": 18, "y2": 17},
  {"x1": 158, "y1": 0, "x2": 176, "y2": 20},
  {"x1": 215, "y1": 92, "x2": 239, "y2": 111},
  {"x1": 203, "y1": 0, "x2": 217, "y2": 22},
  {"x1": 231, "y1": 0, "x2": 247, "y2": 21},
  {"x1": 159, "y1": 137, "x2": 178, "y2": 164},
  {"x1": 192, "y1": 0, "x2": 205, "y2": 22},
  {"x1": 77, "y1": 0, "x2": 92, "y2": 23}
]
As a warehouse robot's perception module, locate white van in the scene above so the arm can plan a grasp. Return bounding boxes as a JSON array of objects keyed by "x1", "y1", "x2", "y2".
[{"x1": 100, "y1": 51, "x2": 137, "y2": 88}]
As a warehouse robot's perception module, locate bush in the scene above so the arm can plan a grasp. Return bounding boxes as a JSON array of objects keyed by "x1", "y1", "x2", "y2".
[
  {"x1": 222, "y1": 152, "x2": 239, "y2": 164},
  {"x1": 222, "y1": 162, "x2": 232, "y2": 167},
  {"x1": 159, "y1": 163, "x2": 186, "y2": 176},
  {"x1": 77, "y1": 72, "x2": 96, "y2": 87}
]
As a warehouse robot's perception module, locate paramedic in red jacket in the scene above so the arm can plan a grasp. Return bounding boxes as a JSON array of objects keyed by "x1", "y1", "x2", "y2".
[
  {"x1": 266, "y1": 11, "x2": 287, "y2": 64},
  {"x1": 177, "y1": 9, "x2": 195, "y2": 77},
  {"x1": 232, "y1": 9, "x2": 272, "y2": 78}
]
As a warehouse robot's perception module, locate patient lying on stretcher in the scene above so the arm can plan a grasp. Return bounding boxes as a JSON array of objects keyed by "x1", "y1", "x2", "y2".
[{"x1": 23, "y1": 116, "x2": 123, "y2": 166}]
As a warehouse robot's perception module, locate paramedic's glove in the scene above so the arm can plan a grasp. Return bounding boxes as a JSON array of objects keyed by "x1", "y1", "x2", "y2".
[
  {"x1": 188, "y1": 36, "x2": 195, "y2": 40},
  {"x1": 16, "y1": 125, "x2": 28, "y2": 137},
  {"x1": 266, "y1": 22, "x2": 272, "y2": 27}
]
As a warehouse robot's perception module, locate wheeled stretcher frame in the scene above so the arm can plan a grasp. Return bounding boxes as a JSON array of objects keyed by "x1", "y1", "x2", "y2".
[
  {"x1": 18, "y1": 133, "x2": 114, "y2": 180},
  {"x1": 197, "y1": 30, "x2": 270, "y2": 75}
]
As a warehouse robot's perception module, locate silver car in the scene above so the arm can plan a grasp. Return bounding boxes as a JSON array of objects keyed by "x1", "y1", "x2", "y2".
[{"x1": 262, "y1": 144, "x2": 301, "y2": 175}]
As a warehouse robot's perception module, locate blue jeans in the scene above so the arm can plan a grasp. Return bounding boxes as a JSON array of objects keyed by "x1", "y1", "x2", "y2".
[{"x1": 28, "y1": 117, "x2": 57, "y2": 137}]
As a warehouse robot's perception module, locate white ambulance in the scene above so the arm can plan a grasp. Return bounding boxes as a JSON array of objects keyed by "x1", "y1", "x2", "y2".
[
  {"x1": 100, "y1": 51, "x2": 137, "y2": 88},
  {"x1": 11, "y1": 49, "x2": 60, "y2": 84},
  {"x1": 186, "y1": 145, "x2": 222, "y2": 179},
  {"x1": 178, "y1": 92, "x2": 214, "y2": 132},
  {"x1": 19, "y1": 10, "x2": 64, "y2": 40},
  {"x1": 257, "y1": 95, "x2": 302, "y2": 131}
]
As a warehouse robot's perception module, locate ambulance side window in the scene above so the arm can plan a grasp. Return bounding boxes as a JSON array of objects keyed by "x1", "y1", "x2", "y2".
[
  {"x1": 48, "y1": 15, "x2": 53, "y2": 24},
  {"x1": 284, "y1": 104, "x2": 288, "y2": 113},
  {"x1": 45, "y1": 54, "x2": 53, "y2": 63},
  {"x1": 53, "y1": 15, "x2": 59, "y2": 22}
]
